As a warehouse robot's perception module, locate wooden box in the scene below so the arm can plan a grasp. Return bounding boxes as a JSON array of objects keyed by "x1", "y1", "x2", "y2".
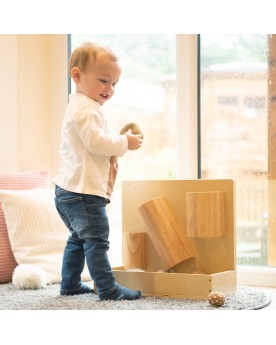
[
  {"x1": 113, "y1": 179, "x2": 236, "y2": 299},
  {"x1": 113, "y1": 268, "x2": 236, "y2": 298}
]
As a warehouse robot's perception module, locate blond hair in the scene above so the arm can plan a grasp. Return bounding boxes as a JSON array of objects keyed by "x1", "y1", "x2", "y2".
[{"x1": 69, "y1": 42, "x2": 119, "y2": 73}]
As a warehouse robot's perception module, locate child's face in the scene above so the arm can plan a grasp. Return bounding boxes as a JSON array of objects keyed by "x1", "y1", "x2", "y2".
[{"x1": 73, "y1": 59, "x2": 121, "y2": 105}]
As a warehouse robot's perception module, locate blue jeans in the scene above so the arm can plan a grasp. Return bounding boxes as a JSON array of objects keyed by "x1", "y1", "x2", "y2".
[{"x1": 54, "y1": 185, "x2": 119, "y2": 299}]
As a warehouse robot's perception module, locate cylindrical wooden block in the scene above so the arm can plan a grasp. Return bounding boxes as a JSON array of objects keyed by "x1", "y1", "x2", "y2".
[
  {"x1": 123, "y1": 232, "x2": 146, "y2": 269},
  {"x1": 186, "y1": 191, "x2": 226, "y2": 238},
  {"x1": 138, "y1": 197, "x2": 194, "y2": 269}
]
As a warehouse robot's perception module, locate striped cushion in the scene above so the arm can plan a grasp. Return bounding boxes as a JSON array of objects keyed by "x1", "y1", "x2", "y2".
[
  {"x1": 0, "y1": 170, "x2": 49, "y2": 283},
  {"x1": 0, "y1": 189, "x2": 67, "y2": 284},
  {"x1": 0, "y1": 188, "x2": 90, "y2": 285}
]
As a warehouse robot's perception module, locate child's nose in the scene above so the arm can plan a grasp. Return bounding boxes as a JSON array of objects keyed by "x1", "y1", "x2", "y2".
[{"x1": 106, "y1": 84, "x2": 114, "y2": 92}]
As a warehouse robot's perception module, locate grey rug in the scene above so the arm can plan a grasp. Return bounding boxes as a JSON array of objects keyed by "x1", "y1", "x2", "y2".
[{"x1": 0, "y1": 283, "x2": 271, "y2": 310}]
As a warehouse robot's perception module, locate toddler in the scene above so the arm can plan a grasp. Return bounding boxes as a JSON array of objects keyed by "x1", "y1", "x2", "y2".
[{"x1": 52, "y1": 42, "x2": 143, "y2": 300}]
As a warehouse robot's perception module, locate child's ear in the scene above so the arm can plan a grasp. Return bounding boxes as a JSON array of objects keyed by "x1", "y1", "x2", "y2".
[{"x1": 71, "y1": 67, "x2": 81, "y2": 83}]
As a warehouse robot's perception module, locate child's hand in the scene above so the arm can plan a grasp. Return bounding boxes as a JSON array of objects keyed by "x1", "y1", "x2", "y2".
[{"x1": 125, "y1": 129, "x2": 143, "y2": 150}]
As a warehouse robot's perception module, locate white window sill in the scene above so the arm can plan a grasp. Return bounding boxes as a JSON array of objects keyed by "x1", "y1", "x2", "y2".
[{"x1": 237, "y1": 265, "x2": 276, "y2": 287}]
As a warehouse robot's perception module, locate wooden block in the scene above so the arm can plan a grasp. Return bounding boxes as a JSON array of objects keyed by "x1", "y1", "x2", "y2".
[
  {"x1": 123, "y1": 232, "x2": 146, "y2": 269},
  {"x1": 113, "y1": 267, "x2": 236, "y2": 298},
  {"x1": 186, "y1": 191, "x2": 226, "y2": 238},
  {"x1": 138, "y1": 197, "x2": 194, "y2": 269}
]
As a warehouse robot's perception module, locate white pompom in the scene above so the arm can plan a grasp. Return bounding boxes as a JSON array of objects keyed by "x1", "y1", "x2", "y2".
[{"x1": 12, "y1": 264, "x2": 47, "y2": 289}]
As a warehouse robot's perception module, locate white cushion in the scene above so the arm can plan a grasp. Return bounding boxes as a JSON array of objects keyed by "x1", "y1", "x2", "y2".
[
  {"x1": 0, "y1": 188, "x2": 90, "y2": 286},
  {"x1": 0, "y1": 170, "x2": 50, "y2": 283}
]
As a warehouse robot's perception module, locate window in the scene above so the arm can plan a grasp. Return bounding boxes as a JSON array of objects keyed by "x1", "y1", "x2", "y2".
[
  {"x1": 199, "y1": 34, "x2": 269, "y2": 267},
  {"x1": 70, "y1": 35, "x2": 177, "y2": 265},
  {"x1": 69, "y1": 34, "x2": 275, "y2": 273}
]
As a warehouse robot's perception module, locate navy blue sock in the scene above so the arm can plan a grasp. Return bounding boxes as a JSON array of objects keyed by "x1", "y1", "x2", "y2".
[
  {"x1": 60, "y1": 283, "x2": 94, "y2": 296},
  {"x1": 100, "y1": 285, "x2": 141, "y2": 301}
]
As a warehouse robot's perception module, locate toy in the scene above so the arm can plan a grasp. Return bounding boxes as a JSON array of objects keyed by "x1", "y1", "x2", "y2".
[
  {"x1": 113, "y1": 179, "x2": 236, "y2": 298},
  {"x1": 208, "y1": 291, "x2": 225, "y2": 307},
  {"x1": 120, "y1": 122, "x2": 143, "y2": 138}
]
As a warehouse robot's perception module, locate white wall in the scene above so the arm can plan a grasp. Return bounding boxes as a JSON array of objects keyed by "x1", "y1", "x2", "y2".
[
  {"x1": 0, "y1": 35, "x2": 18, "y2": 172},
  {"x1": 0, "y1": 34, "x2": 68, "y2": 177}
]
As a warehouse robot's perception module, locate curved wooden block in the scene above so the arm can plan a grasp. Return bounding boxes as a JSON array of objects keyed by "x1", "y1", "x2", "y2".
[
  {"x1": 123, "y1": 232, "x2": 146, "y2": 269},
  {"x1": 138, "y1": 197, "x2": 194, "y2": 269},
  {"x1": 186, "y1": 191, "x2": 226, "y2": 238}
]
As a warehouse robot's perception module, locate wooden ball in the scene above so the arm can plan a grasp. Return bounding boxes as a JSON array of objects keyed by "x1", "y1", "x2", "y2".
[
  {"x1": 208, "y1": 291, "x2": 225, "y2": 307},
  {"x1": 120, "y1": 122, "x2": 143, "y2": 139}
]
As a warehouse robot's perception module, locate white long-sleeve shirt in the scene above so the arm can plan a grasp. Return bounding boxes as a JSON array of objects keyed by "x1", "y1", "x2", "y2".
[{"x1": 52, "y1": 93, "x2": 128, "y2": 199}]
